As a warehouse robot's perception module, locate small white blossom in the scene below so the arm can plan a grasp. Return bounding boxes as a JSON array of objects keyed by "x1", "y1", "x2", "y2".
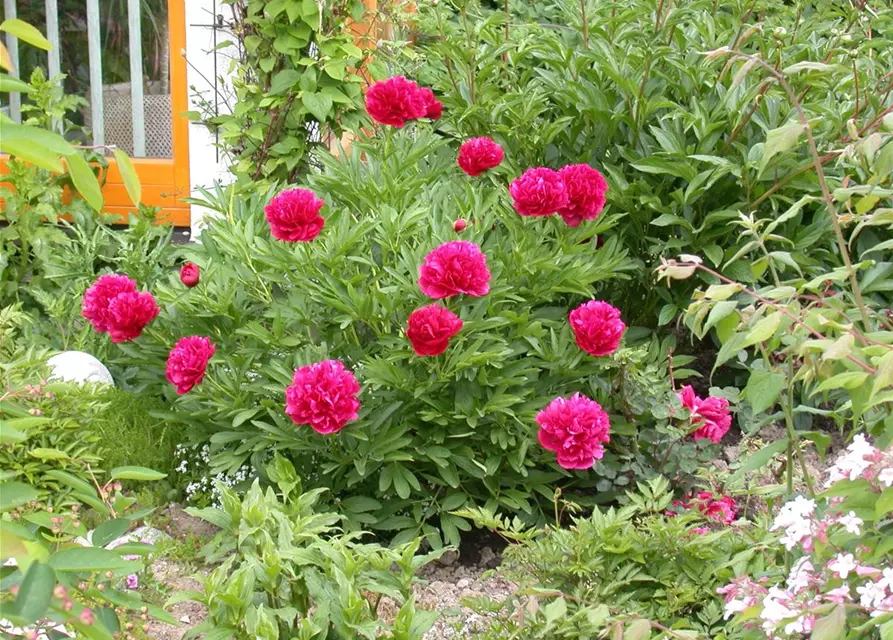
[
  {"x1": 857, "y1": 581, "x2": 887, "y2": 609},
  {"x1": 828, "y1": 553, "x2": 858, "y2": 579},
  {"x1": 837, "y1": 511, "x2": 863, "y2": 535},
  {"x1": 879, "y1": 468, "x2": 893, "y2": 487}
]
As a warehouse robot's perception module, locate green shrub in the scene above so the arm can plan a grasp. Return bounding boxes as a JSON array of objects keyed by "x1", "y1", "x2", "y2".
[
  {"x1": 460, "y1": 477, "x2": 768, "y2": 639},
  {"x1": 179, "y1": 455, "x2": 443, "y2": 640},
  {"x1": 105, "y1": 124, "x2": 731, "y2": 547},
  {"x1": 391, "y1": 0, "x2": 893, "y2": 325}
]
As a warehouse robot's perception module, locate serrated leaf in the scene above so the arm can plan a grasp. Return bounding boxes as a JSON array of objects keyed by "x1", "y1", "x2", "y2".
[{"x1": 745, "y1": 370, "x2": 785, "y2": 414}]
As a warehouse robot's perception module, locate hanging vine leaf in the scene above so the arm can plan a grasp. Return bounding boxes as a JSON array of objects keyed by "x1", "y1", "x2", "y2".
[
  {"x1": 113, "y1": 148, "x2": 142, "y2": 206},
  {"x1": 0, "y1": 19, "x2": 52, "y2": 51},
  {"x1": 66, "y1": 154, "x2": 104, "y2": 213}
]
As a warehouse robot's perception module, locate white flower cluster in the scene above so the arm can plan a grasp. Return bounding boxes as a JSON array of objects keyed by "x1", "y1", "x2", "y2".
[
  {"x1": 825, "y1": 434, "x2": 880, "y2": 486},
  {"x1": 770, "y1": 495, "x2": 816, "y2": 551},
  {"x1": 175, "y1": 444, "x2": 251, "y2": 508}
]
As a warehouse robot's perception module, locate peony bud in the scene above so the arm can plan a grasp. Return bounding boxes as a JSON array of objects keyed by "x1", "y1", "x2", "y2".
[
  {"x1": 180, "y1": 262, "x2": 200, "y2": 287},
  {"x1": 453, "y1": 218, "x2": 468, "y2": 233}
]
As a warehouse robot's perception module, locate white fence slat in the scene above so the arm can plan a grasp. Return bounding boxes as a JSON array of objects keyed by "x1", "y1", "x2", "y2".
[
  {"x1": 3, "y1": 0, "x2": 20, "y2": 123},
  {"x1": 45, "y1": 0, "x2": 61, "y2": 78},
  {"x1": 127, "y1": 0, "x2": 145, "y2": 156},
  {"x1": 86, "y1": 0, "x2": 104, "y2": 145}
]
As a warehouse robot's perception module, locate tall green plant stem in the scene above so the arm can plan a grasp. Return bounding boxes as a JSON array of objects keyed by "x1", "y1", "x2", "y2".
[
  {"x1": 720, "y1": 50, "x2": 872, "y2": 333},
  {"x1": 579, "y1": 0, "x2": 589, "y2": 49}
]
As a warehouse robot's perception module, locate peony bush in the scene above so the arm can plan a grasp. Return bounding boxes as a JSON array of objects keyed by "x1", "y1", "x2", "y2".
[{"x1": 88, "y1": 79, "x2": 731, "y2": 547}]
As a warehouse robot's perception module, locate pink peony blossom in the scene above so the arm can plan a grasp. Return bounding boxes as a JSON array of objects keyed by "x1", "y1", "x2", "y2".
[
  {"x1": 285, "y1": 360, "x2": 361, "y2": 435},
  {"x1": 180, "y1": 262, "x2": 200, "y2": 287},
  {"x1": 406, "y1": 304, "x2": 463, "y2": 356},
  {"x1": 364, "y1": 76, "x2": 429, "y2": 127},
  {"x1": 457, "y1": 137, "x2": 504, "y2": 176},
  {"x1": 82, "y1": 274, "x2": 138, "y2": 333},
  {"x1": 536, "y1": 393, "x2": 611, "y2": 470},
  {"x1": 105, "y1": 291, "x2": 160, "y2": 343},
  {"x1": 166, "y1": 336, "x2": 216, "y2": 395},
  {"x1": 557, "y1": 164, "x2": 608, "y2": 227},
  {"x1": 568, "y1": 300, "x2": 626, "y2": 357},
  {"x1": 677, "y1": 385, "x2": 732, "y2": 443},
  {"x1": 418, "y1": 241, "x2": 491, "y2": 299},
  {"x1": 509, "y1": 167, "x2": 568, "y2": 217},
  {"x1": 418, "y1": 87, "x2": 443, "y2": 119},
  {"x1": 694, "y1": 491, "x2": 738, "y2": 524},
  {"x1": 264, "y1": 188, "x2": 326, "y2": 242}
]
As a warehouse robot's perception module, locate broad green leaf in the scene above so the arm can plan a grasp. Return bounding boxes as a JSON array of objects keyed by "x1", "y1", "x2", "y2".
[
  {"x1": 340, "y1": 496, "x2": 382, "y2": 513},
  {"x1": 812, "y1": 371, "x2": 868, "y2": 394},
  {"x1": 29, "y1": 448, "x2": 70, "y2": 461},
  {"x1": 0, "y1": 136, "x2": 63, "y2": 171},
  {"x1": 623, "y1": 619, "x2": 652, "y2": 640},
  {"x1": 0, "y1": 421, "x2": 27, "y2": 444},
  {"x1": 0, "y1": 73, "x2": 32, "y2": 93},
  {"x1": 810, "y1": 605, "x2": 845, "y2": 640},
  {"x1": 871, "y1": 350, "x2": 893, "y2": 397},
  {"x1": 110, "y1": 466, "x2": 167, "y2": 481},
  {"x1": 822, "y1": 334, "x2": 855, "y2": 361},
  {"x1": 0, "y1": 482, "x2": 39, "y2": 512},
  {"x1": 269, "y1": 69, "x2": 300, "y2": 95},
  {"x1": 703, "y1": 301, "x2": 738, "y2": 337},
  {"x1": 744, "y1": 312, "x2": 783, "y2": 346},
  {"x1": 66, "y1": 154, "x2": 103, "y2": 212},
  {"x1": 45, "y1": 470, "x2": 98, "y2": 497},
  {"x1": 543, "y1": 597, "x2": 567, "y2": 623},
  {"x1": 0, "y1": 19, "x2": 52, "y2": 50},
  {"x1": 16, "y1": 562, "x2": 55, "y2": 622},
  {"x1": 112, "y1": 149, "x2": 141, "y2": 206},
  {"x1": 91, "y1": 518, "x2": 132, "y2": 548},
  {"x1": 760, "y1": 121, "x2": 806, "y2": 173},
  {"x1": 49, "y1": 547, "x2": 142, "y2": 573},
  {"x1": 703, "y1": 284, "x2": 742, "y2": 301},
  {"x1": 877, "y1": 488, "x2": 893, "y2": 520},
  {"x1": 301, "y1": 92, "x2": 333, "y2": 123},
  {"x1": 732, "y1": 438, "x2": 788, "y2": 480},
  {"x1": 745, "y1": 370, "x2": 785, "y2": 414}
]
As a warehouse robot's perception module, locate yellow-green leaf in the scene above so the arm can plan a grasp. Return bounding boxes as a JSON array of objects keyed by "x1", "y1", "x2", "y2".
[
  {"x1": 744, "y1": 311, "x2": 783, "y2": 346},
  {"x1": 871, "y1": 350, "x2": 893, "y2": 397},
  {"x1": 66, "y1": 154, "x2": 104, "y2": 212},
  {"x1": 822, "y1": 334, "x2": 855, "y2": 361},
  {"x1": 0, "y1": 137, "x2": 62, "y2": 171},
  {"x1": 112, "y1": 148, "x2": 141, "y2": 206},
  {"x1": 0, "y1": 19, "x2": 52, "y2": 51}
]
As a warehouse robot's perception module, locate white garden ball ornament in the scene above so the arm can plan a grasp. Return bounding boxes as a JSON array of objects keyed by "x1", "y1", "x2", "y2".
[{"x1": 47, "y1": 351, "x2": 115, "y2": 386}]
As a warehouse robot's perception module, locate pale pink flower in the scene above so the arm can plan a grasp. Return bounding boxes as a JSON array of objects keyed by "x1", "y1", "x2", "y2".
[
  {"x1": 879, "y1": 467, "x2": 893, "y2": 487},
  {"x1": 822, "y1": 585, "x2": 851, "y2": 604},
  {"x1": 837, "y1": 511, "x2": 863, "y2": 535}
]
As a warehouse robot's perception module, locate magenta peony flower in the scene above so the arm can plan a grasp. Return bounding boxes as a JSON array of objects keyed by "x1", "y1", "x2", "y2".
[
  {"x1": 365, "y1": 76, "x2": 429, "y2": 127},
  {"x1": 536, "y1": 393, "x2": 611, "y2": 470},
  {"x1": 406, "y1": 304, "x2": 463, "y2": 356},
  {"x1": 180, "y1": 262, "x2": 200, "y2": 287},
  {"x1": 418, "y1": 240, "x2": 491, "y2": 299},
  {"x1": 105, "y1": 291, "x2": 160, "y2": 343},
  {"x1": 264, "y1": 188, "x2": 326, "y2": 242},
  {"x1": 677, "y1": 385, "x2": 732, "y2": 443},
  {"x1": 695, "y1": 491, "x2": 738, "y2": 524},
  {"x1": 418, "y1": 87, "x2": 443, "y2": 120},
  {"x1": 82, "y1": 274, "x2": 138, "y2": 333},
  {"x1": 568, "y1": 300, "x2": 626, "y2": 357},
  {"x1": 285, "y1": 360, "x2": 361, "y2": 435},
  {"x1": 557, "y1": 164, "x2": 608, "y2": 227},
  {"x1": 509, "y1": 167, "x2": 568, "y2": 217},
  {"x1": 166, "y1": 336, "x2": 216, "y2": 395},
  {"x1": 457, "y1": 137, "x2": 504, "y2": 176}
]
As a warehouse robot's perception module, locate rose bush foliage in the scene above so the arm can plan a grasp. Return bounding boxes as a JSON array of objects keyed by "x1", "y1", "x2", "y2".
[{"x1": 97, "y1": 122, "x2": 724, "y2": 547}]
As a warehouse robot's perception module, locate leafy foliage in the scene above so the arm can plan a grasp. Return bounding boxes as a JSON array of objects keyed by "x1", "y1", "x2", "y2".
[
  {"x1": 388, "y1": 0, "x2": 893, "y2": 325},
  {"x1": 179, "y1": 455, "x2": 443, "y2": 640},
  {"x1": 459, "y1": 477, "x2": 766, "y2": 639},
  {"x1": 189, "y1": 0, "x2": 373, "y2": 188}
]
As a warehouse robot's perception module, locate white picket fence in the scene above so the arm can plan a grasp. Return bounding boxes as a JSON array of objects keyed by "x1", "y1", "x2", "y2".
[{"x1": 2, "y1": 0, "x2": 149, "y2": 156}]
